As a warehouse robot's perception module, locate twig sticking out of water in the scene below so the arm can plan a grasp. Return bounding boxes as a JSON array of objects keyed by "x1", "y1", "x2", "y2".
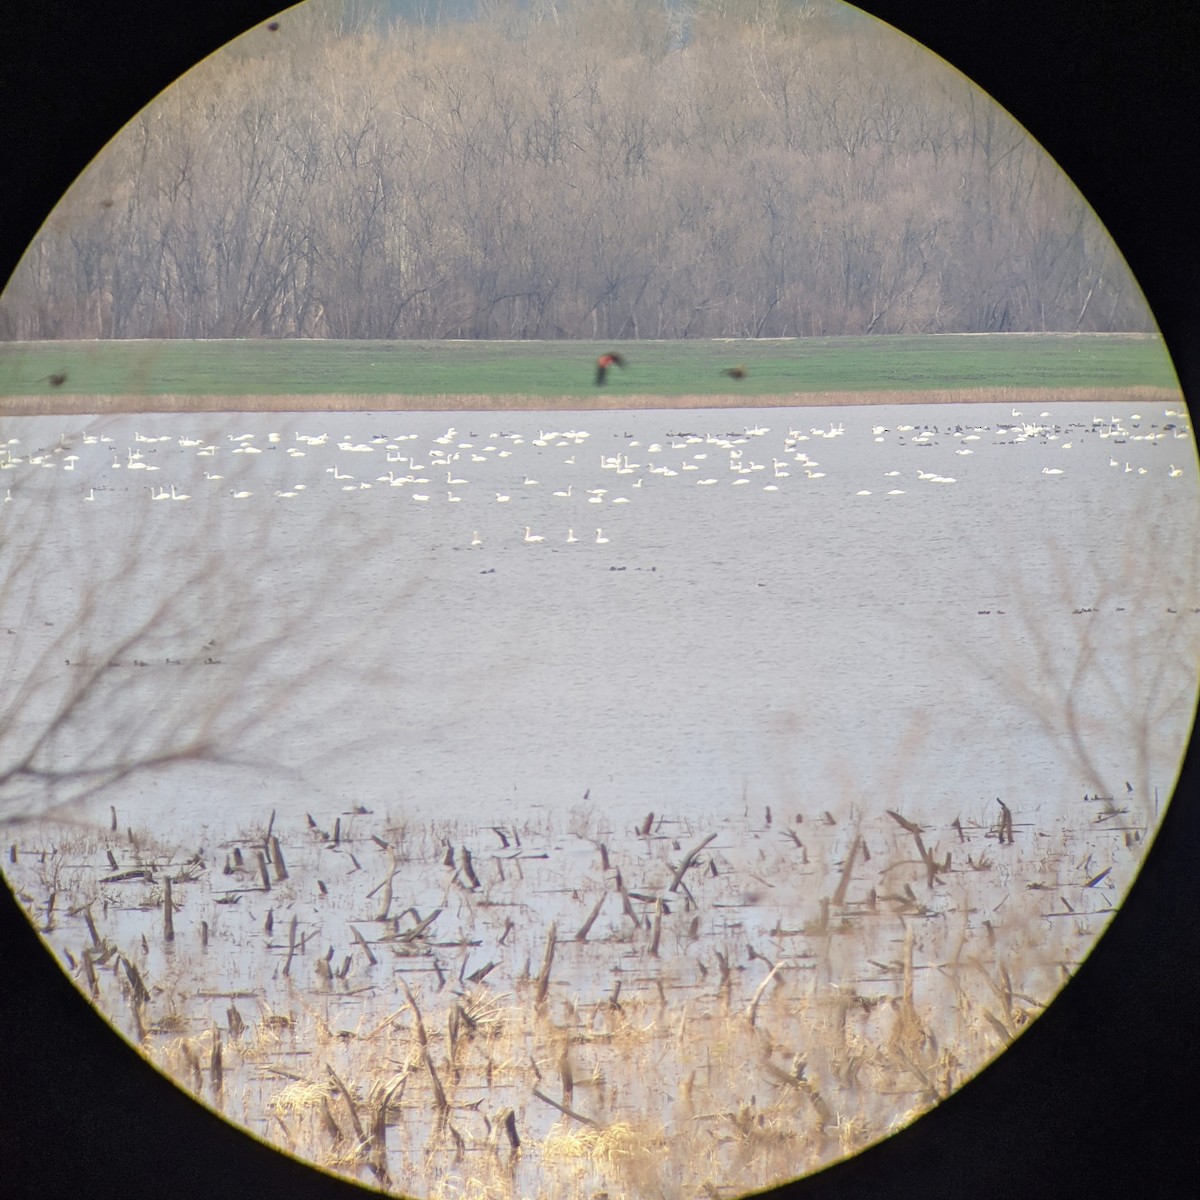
[
  {"x1": 371, "y1": 851, "x2": 398, "y2": 921},
  {"x1": 496, "y1": 1106, "x2": 520, "y2": 1155},
  {"x1": 461, "y1": 846, "x2": 481, "y2": 889},
  {"x1": 283, "y1": 915, "x2": 298, "y2": 976},
  {"x1": 81, "y1": 948, "x2": 98, "y2": 997},
  {"x1": 532, "y1": 1086, "x2": 598, "y2": 1127},
  {"x1": 162, "y1": 876, "x2": 174, "y2": 942},
  {"x1": 831, "y1": 837, "x2": 861, "y2": 908},
  {"x1": 747, "y1": 960, "x2": 786, "y2": 1028},
  {"x1": 575, "y1": 893, "x2": 606, "y2": 942},
  {"x1": 670, "y1": 832, "x2": 718, "y2": 893},
  {"x1": 351, "y1": 925, "x2": 377, "y2": 967},
  {"x1": 210, "y1": 1024, "x2": 223, "y2": 1096},
  {"x1": 996, "y1": 798, "x2": 1015, "y2": 844},
  {"x1": 270, "y1": 836, "x2": 288, "y2": 882},
  {"x1": 326, "y1": 1064, "x2": 366, "y2": 1144},
  {"x1": 122, "y1": 955, "x2": 150, "y2": 1005},
  {"x1": 649, "y1": 897, "x2": 664, "y2": 957},
  {"x1": 400, "y1": 978, "x2": 429, "y2": 1048},
  {"x1": 887, "y1": 810, "x2": 945, "y2": 887},
  {"x1": 534, "y1": 922, "x2": 557, "y2": 1007}
]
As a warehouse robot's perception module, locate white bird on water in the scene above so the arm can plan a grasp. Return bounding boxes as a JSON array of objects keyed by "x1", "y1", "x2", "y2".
[
  {"x1": 595, "y1": 528, "x2": 609, "y2": 544},
  {"x1": 566, "y1": 528, "x2": 578, "y2": 543},
  {"x1": 524, "y1": 526, "x2": 545, "y2": 543}
]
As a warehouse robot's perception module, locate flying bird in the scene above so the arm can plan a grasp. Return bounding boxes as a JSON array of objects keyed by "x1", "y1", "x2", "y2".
[
  {"x1": 722, "y1": 365, "x2": 747, "y2": 380},
  {"x1": 595, "y1": 352, "x2": 625, "y2": 386}
]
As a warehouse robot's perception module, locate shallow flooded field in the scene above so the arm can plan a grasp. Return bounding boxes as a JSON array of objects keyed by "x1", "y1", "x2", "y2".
[
  {"x1": 8, "y1": 786, "x2": 1143, "y2": 1198},
  {"x1": 1, "y1": 397, "x2": 1195, "y2": 1197}
]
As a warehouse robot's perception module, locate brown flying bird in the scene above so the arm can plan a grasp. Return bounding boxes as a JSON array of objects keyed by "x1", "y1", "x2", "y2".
[
  {"x1": 595, "y1": 352, "x2": 626, "y2": 386},
  {"x1": 722, "y1": 365, "x2": 747, "y2": 380}
]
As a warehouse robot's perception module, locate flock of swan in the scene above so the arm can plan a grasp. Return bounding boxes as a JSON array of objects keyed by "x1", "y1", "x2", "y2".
[{"x1": 0, "y1": 407, "x2": 1191, "y2": 544}]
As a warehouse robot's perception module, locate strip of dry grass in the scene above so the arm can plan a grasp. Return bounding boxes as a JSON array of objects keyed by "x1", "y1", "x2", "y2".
[{"x1": 0, "y1": 384, "x2": 1182, "y2": 418}]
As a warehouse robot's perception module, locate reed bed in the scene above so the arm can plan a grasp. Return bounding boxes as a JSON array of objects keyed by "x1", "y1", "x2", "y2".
[{"x1": 6, "y1": 790, "x2": 1144, "y2": 1199}]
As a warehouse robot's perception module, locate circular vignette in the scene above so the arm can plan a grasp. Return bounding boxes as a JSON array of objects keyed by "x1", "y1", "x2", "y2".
[{"x1": 1, "y1": 3, "x2": 1197, "y2": 1199}]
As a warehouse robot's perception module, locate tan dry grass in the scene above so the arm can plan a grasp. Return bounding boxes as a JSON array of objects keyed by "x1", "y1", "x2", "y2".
[{"x1": 0, "y1": 384, "x2": 1182, "y2": 417}]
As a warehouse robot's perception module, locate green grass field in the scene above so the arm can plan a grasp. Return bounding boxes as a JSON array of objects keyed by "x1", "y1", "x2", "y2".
[{"x1": 0, "y1": 333, "x2": 1181, "y2": 411}]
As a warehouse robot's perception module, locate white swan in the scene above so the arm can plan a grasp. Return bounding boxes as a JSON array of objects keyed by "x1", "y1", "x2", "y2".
[
  {"x1": 595, "y1": 529, "x2": 609, "y2": 544},
  {"x1": 470, "y1": 531, "x2": 482, "y2": 547},
  {"x1": 524, "y1": 526, "x2": 545, "y2": 543},
  {"x1": 553, "y1": 485, "x2": 573, "y2": 498},
  {"x1": 566, "y1": 528, "x2": 578, "y2": 543}
]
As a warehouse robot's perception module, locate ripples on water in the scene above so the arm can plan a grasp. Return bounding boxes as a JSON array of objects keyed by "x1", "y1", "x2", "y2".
[{"x1": 1, "y1": 401, "x2": 1196, "y2": 837}]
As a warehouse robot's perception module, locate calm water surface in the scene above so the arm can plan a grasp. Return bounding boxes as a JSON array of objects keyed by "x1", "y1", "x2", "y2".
[{"x1": 2, "y1": 401, "x2": 1196, "y2": 840}]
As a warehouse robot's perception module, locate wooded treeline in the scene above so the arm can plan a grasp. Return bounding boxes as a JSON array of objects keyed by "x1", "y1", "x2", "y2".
[{"x1": 0, "y1": 0, "x2": 1152, "y2": 341}]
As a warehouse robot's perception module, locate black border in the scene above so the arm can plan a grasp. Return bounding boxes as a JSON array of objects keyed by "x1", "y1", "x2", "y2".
[{"x1": 2, "y1": 4, "x2": 1196, "y2": 1198}]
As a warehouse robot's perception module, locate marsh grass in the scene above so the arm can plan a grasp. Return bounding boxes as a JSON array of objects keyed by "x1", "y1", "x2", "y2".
[{"x1": 5, "y1": 785, "x2": 1150, "y2": 1199}]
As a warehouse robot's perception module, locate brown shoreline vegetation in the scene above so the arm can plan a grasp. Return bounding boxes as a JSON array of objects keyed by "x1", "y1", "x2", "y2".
[
  {"x1": 5, "y1": 790, "x2": 1143, "y2": 1199},
  {"x1": 0, "y1": 384, "x2": 1180, "y2": 418}
]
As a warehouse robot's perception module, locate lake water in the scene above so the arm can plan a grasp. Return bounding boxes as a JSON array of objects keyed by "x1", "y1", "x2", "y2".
[{"x1": 2, "y1": 400, "x2": 1196, "y2": 843}]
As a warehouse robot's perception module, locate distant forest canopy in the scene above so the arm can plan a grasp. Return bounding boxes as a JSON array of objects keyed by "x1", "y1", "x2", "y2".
[{"x1": 0, "y1": 0, "x2": 1153, "y2": 341}]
